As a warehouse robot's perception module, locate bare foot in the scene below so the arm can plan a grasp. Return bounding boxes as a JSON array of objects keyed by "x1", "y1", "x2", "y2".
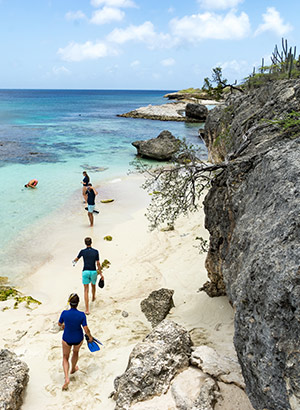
[
  {"x1": 85, "y1": 311, "x2": 90, "y2": 315},
  {"x1": 92, "y1": 296, "x2": 96, "y2": 302},
  {"x1": 70, "y1": 365, "x2": 79, "y2": 374},
  {"x1": 62, "y1": 379, "x2": 70, "y2": 391}
]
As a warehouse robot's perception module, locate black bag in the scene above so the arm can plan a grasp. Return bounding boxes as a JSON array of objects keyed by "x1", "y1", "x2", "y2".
[{"x1": 98, "y1": 277, "x2": 105, "y2": 288}]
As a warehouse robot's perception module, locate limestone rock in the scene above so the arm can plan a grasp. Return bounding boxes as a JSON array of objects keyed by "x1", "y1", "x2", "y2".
[
  {"x1": 119, "y1": 102, "x2": 194, "y2": 122},
  {"x1": 202, "y1": 78, "x2": 300, "y2": 409},
  {"x1": 191, "y1": 345, "x2": 245, "y2": 389},
  {"x1": 185, "y1": 103, "x2": 208, "y2": 121},
  {"x1": 132, "y1": 130, "x2": 180, "y2": 160},
  {"x1": 113, "y1": 320, "x2": 192, "y2": 409},
  {"x1": 140, "y1": 288, "x2": 175, "y2": 327},
  {"x1": 0, "y1": 349, "x2": 29, "y2": 410}
]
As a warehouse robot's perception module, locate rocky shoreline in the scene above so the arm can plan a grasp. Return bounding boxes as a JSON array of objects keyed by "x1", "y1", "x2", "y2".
[{"x1": 118, "y1": 92, "x2": 220, "y2": 122}]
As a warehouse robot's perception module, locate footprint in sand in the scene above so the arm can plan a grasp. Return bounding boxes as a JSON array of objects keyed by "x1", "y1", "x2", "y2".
[{"x1": 45, "y1": 384, "x2": 59, "y2": 397}]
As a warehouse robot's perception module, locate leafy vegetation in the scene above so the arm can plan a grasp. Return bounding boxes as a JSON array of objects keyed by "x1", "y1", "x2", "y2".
[
  {"x1": 243, "y1": 38, "x2": 300, "y2": 89},
  {"x1": 202, "y1": 67, "x2": 243, "y2": 100},
  {"x1": 265, "y1": 111, "x2": 300, "y2": 138},
  {"x1": 136, "y1": 39, "x2": 300, "y2": 231}
]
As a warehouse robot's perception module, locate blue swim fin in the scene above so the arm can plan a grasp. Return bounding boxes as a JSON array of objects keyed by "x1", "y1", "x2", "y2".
[
  {"x1": 93, "y1": 337, "x2": 103, "y2": 347},
  {"x1": 85, "y1": 334, "x2": 102, "y2": 352},
  {"x1": 87, "y1": 341, "x2": 100, "y2": 352}
]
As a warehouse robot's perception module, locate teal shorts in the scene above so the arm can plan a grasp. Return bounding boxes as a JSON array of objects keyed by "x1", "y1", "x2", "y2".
[
  {"x1": 87, "y1": 205, "x2": 95, "y2": 213},
  {"x1": 82, "y1": 270, "x2": 97, "y2": 285}
]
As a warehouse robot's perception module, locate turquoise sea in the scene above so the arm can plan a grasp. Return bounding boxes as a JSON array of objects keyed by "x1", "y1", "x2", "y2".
[{"x1": 0, "y1": 89, "x2": 206, "y2": 282}]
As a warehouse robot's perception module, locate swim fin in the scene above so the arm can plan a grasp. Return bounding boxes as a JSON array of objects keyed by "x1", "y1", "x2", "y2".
[
  {"x1": 93, "y1": 337, "x2": 103, "y2": 347},
  {"x1": 84, "y1": 207, "x2": 99, "y2": 214},
  {"x1": 85, "y1": 334, "x2": 102, "y2": 352}
]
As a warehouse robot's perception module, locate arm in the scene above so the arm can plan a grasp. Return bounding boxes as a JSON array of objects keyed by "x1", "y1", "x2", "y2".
[
  {"x1": 97, "y1": 260, "x2": 104, "y2": 279},
  {"x1": 93, "y1": 187, "x2": 98, "y2": 196},
  {"x1": 72, "y1": 251, "x2": 82, "y2": 265},
  {"x1": 58, "y1": 321, "x2": 65, "y2": 330},
  {"x1": 83, "y1": 325, "x2": 93, "y2": 342}
]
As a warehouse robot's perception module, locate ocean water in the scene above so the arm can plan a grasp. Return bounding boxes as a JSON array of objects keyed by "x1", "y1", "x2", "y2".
[{"x1": 0, "y1": 89, "x2": 206, "y2": 282}]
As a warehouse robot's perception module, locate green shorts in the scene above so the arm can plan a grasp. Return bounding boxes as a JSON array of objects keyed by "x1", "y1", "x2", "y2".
[{"x1": 82, "y1": 270, "x2": 97, "y2": 285}]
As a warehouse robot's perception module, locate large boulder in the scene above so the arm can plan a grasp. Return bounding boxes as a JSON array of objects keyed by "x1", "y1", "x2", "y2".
[
  {"x1": 113, "y1": 320, "x2": 192, "y2": 409},
  {"x1": 132, "y1": 130, "x2": 180, "y2": 160},
  {"x1": 202, "y1": 79, "x2": 300, "y2": 409},
  {"x1": 0, "y1": 349, "x2": 29, "y2": 410},
  {"x1": 140, "y1": 288, "x2": 175, "y2": 327},
  {"x1": 185, "y1": 103, "x2": 208, "y2": 121}
]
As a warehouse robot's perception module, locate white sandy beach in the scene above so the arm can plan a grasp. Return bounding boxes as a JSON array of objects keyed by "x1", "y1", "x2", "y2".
[{"x1": 0, "y1": 174, "x2": 242, "y2": 409}]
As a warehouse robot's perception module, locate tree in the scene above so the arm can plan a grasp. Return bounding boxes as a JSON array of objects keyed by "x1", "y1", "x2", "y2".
[
  {"x1": 202, "y1": 67, "x2": 243, "y2": 100},
  {"x1": 133, "y1": 140, "x2": 226, "y2": 230}
]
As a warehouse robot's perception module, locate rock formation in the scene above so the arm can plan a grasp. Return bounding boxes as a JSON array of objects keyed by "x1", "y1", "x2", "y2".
[
  {"x1": 118, "y1": 102, "x2": 192, "y2": 122},
  {"x1": 202, "y1": 79, "x2": 300, "y2": 409},
  {"x1": 185, "y1": 103, "x2": 208, "y2": 121},
  {"x1": 0, "y1": 349, "x2": 29, "y2": 409},
  {"x1": 140, "y1": 288, "x2": 175, "y2": 327},
  {"x1": 113, "y1": 320, "x2": 192, "y2": 409},
  {"x1": 132, "y1": 130, "x2": 180, "y2": 160}
]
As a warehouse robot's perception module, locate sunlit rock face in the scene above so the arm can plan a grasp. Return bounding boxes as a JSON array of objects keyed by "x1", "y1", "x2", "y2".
[{"x1": 202, "y1": 79, "x2": 300, "y2": 410}]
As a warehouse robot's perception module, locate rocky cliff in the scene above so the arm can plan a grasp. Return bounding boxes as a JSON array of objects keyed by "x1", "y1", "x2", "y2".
[{"x1": 202, "y1": 79, "x2": 300, "y2": 410}]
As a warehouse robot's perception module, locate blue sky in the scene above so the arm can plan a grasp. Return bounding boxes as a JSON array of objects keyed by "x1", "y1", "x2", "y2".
[{"x1": 0, "y1": 0, "x2": 299, "y2": 89}]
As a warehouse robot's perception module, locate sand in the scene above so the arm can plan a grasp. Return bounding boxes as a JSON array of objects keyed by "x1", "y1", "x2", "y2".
[{"x1": 0, "y1": 174, "x2": 240, "y2": 409}]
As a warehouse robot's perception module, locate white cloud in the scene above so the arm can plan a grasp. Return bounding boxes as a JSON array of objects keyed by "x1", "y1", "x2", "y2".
[
  {"x1": 65, "y1": 10, "x2": 86, "y2": 21},
  {"x1": 161, "y1": 58, "x2": 175, "y2": 67},
  {"x1": 255, "y1": 7, "x2": 292, "y2": 37},
  {"x1": 130, "y1": 60, "x2": 140, "y2": 67},
  {"x1": 90, "y1": 7, "x2": 125, "y2": 24},
  {"x1": 198, "y1": 0, "x2": 243, "y2": 10},
  {"x1": 52, "y1": 66, "x2": 71, "y2": 75},
  {"x1": 91, "y1": 0, "x2": 136, "y2": 8},
  {"x1": 107, "y1": 21, "x2": 173, "y2": 48},
  {"x1": 170, "y1": 10, "x2": 250, "y2": 41},
  {"x1": 58, "y1": 41, "x2": 118, "y2": 62},
  {"x1": 219, "y1": 59, "x2": 248, "y2": 72}
]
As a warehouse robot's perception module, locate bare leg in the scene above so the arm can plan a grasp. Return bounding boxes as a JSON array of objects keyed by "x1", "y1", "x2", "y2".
[
  {"x1": 91, "y1": 283, "x2": 96, "y2": 302},
  {"x1": 82, "y1": 187, "x2": 87, "y2": 203},
  {"x1": 70, "y1": 340, "x2": 83, "y2": 374},
  {"x1": 88, "y1": 211, "x2": 94, "y2": 226},
  {"x1": 84, "y1": 284, "x2": 90, "y2": 314},
  {"x1": 62, "y1": 341, "x2": 71, "y2": 390}
]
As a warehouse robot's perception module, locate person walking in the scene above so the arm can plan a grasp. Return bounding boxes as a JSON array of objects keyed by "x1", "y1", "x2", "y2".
[
  {"x1": 86, "y1": 183, "x2": 98, "y2": 226},
  {"x1": 81, "y1": 171, "x2": 90, "y2": 203},
  {"x1": 58, "y1": 293, "x2": 93, "y2": 391},
  {"x1": 72, "y1": 237, "x2": 104, "y2": 315}
]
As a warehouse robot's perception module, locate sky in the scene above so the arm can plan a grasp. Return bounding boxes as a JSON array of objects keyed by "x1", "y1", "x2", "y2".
[{"x1": 0, "y1": 0, "x2": 299, "y2": 90}]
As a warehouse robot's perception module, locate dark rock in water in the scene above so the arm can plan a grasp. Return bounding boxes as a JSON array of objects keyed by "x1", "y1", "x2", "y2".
[
  {"x1": 0, "y1": 349, "x2": 29, "y2": 409},
  {"x1": 132, "y1": 130, "x2": 180, "y2": 160},
  {"x1": 113, "y1": 320, "x2": 191, "y2": 409},
  {"x1": 202, "y1": 79, "x2": 300, "y2": 410},
  {"x1": 140, "y1": 288, "x2": 175, "y2": 327},
  {"x1": 185, "y1": 103, "x2": 208, "y2": 121}
]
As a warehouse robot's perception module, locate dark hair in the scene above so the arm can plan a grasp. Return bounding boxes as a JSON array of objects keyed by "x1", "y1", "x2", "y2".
[
  {"x1": 68, "y1": 293, "x2": 79, "y2": 307},
  {"x1": 83, "y1": 171, "x2": 90, "y2": 182},
  {"x1": 85, "y1": 237, "x2": 92, "y2": 246}
]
